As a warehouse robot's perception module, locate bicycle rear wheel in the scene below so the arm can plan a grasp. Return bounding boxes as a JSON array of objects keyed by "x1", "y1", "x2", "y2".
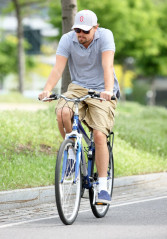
[
  {"x1": 55, "y1": 139, "x2": 81, "y2": 225},
  {"x1": 89, "y1": 143, "x2": 114, "y2": 218}
]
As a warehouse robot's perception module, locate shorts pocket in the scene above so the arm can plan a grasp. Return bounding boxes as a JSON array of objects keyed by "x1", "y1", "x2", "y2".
[
  {"x1": 110, "y1": 107, "x2": 115, "y2": 118},
  {"x1": 108, "y1": 107, "x2": 115, "y2": 132}
]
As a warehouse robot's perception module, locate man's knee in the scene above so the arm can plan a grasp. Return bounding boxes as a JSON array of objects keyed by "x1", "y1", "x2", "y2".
[
  {"x1": 57, "y1": 107, "x2": 73, "y2": 123},
  {"x1": 93, "y1": 130, "x2": 107, "y2": 145}
]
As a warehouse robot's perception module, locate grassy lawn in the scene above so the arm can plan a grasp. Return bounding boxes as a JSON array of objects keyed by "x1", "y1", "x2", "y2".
[
  {"x1": 114, "y1": 102, "x2": 167, "y2": 176},
  {"x1": 0, "y1": 92, "x2": 36, "y2": 103},
  {"x1": 0, "y1": 98, "x2": 167, "y2": 190}
]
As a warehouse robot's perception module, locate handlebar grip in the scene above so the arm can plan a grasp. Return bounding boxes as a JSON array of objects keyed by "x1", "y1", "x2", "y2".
[
  {"x1": 38, "y1": 93, "x2": 58, "y2": 101},
  {"x1": 49, "y1": 93, "x2": 57, "y2": 99},
  {"x1": 94, "y1": 93, "x2": 100, "y2": 98},
  {"x1": 94, "y1": 93, "x2": 116, "y2": 100},
  {"x1": 111, "y1": 95, "x2": 116, "y2": 100}
]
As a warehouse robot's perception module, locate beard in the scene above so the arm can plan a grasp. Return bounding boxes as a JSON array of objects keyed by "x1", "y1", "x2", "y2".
[
  {"x1": 78, "y1": 36, "x2": 93, "y2": 47},
  {"x1": 78, "y1": 36, "x2": 87, "y2": 44}
]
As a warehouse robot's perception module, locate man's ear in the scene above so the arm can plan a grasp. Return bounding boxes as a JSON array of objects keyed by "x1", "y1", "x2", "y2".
[{"x1": 94, "y1": 24, "x2": 99, "y2": 32}]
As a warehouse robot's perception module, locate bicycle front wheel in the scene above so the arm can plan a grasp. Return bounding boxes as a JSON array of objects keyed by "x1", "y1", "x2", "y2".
[
  {"x1": 89, "y1": 143, "x2": 114, "y2": 218},
  {"x1": 55, "y1": 139, "x2": 82, "y2": 225}
]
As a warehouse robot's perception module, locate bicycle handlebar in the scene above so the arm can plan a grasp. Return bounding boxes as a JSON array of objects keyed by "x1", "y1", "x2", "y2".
[
  {"x1": 40, "y1": 90, "x2": 116, "y2": 102},
  {"x1": 90, "y1": 92, "x2": 116, "y2": 101}
]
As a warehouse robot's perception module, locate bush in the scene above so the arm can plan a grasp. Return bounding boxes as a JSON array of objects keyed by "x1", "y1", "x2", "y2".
[{"x1": 128, "y1": 79, "x2": 150, "y2": 104}]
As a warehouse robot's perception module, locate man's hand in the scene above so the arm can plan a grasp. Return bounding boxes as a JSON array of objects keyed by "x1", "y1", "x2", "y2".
[
  {"x1": 100, "y1": 91, "x2": 113, "y2": 101},
  {"x1": 38, "y1": 90, "x2": 51, "y2": 101}
]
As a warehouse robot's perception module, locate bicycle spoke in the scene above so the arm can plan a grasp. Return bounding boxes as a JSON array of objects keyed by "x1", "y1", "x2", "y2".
[
  {"x1": 89, "y1": 143, "x2": 114, "y2": 218},
  {"x1": 55, "y1": 139, "x2": 81, "y2": 224}
]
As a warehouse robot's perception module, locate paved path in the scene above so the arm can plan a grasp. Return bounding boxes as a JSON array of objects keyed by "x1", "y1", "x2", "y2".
[
  {"x1": 1, "y1": 198, "x2": 167, "y2": 239},
  {"x1": 0, "y1": 103, "x2": 49, "y2": 111},
  {"x1": 0, "y1": 172, "x2": 166, "y2": 228}
]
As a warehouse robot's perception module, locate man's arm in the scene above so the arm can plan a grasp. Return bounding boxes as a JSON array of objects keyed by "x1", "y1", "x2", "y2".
[
  {"x1": 38, "y1": 55, "x2": 68, "y2": 100},
  {"x1": 100, "y1": 50, "x2": 115, "y2": 101}
]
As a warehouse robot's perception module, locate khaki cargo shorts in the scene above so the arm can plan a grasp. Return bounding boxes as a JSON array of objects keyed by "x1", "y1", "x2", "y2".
[{"x1": 56, "y1": 83, "x2": 117, "y2": 136}]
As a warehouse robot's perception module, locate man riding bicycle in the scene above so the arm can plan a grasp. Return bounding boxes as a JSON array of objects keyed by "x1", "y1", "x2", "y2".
[{"x1": 39, "y1": 9, "x2": 120, "y2": 204}]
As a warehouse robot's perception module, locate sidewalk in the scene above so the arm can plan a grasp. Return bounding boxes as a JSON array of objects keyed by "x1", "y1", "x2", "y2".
[
  {"x1": 0, "y1": 172, "x2": 167, "y2": 211},
  {"x1": 0, "y1": 103, "x2": 48, "y2": 111}
]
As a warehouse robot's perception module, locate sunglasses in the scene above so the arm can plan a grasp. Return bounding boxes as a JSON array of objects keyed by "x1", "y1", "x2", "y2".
[{"x1": 74, "y1": 28, "x2": 91, "y2": 34}]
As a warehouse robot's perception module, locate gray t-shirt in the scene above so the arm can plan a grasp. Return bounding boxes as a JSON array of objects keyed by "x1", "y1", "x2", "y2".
[{"x1": 56, "y1": 27, "x2": 120, "y2": 96}]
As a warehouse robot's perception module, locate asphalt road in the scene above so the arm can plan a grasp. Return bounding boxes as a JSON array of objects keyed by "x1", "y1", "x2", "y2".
[
  {"x1": 0, "y1": 196, "x2": 167, "y2": 239},
  {"x1": 0, "y1": 173, "x2": 167, "y2": 239}
]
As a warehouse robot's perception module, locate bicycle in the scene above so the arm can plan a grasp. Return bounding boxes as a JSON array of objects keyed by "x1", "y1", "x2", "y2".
[{"x1": 42, "y1": 90, "x2": 116, "y2": 225}]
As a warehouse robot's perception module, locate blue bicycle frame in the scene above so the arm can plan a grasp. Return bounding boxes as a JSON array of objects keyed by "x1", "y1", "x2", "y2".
[{"x1": 62, "y1": 104, "x2": 95, "y2": 188}]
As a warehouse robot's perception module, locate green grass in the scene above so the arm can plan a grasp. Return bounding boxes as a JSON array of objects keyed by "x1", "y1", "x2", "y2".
[
  {"x1": 114, "y1": 137, "x2": 166, "y2": 176},
  {"x1": 0, "y1": 105, "x2": 61, "y2": 190},
  {"x1": 0, "y1": 92, "x2": 36, "y2": 103},
  {"x1": 114, "y1": 102, "x2": 167, "y2": 176},
  {"x1": 0, "y1": 153, "x2": 56, "y2": 190},
  {"x1": 0, "y1": 100, "x2": 167, "y2": 190}
]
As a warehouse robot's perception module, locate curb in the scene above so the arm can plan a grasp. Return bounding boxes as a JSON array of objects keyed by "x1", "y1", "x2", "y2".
[
  {"x1": 0, "y1": 186, "x2": 55, "y2": 211},
  {"x1": 0, "y1": 172, "x2": 166, "y2": 211}
]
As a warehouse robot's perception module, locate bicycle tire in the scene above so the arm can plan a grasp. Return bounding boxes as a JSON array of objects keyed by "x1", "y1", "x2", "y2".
[
  {"x1": 55, "y1": 139, "x2": 82, "y2": 225},
  {"x1": 89, "y1": 143, "x2": 114, "y2": 218}
]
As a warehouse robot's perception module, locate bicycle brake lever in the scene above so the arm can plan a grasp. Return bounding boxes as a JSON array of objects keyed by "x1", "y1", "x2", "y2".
[
  {"x1": 93, "y1": 96, "x2": 106, "y2": 101},
  {"x1": 42, "y1": 94, "x2": 59, "y2": 102},
  {"x1": 42, "y1": 97, "x2": 54, "y2": 102},
  {"x1": 94, "y1": 93, "x2": 116, "y2": 101}
]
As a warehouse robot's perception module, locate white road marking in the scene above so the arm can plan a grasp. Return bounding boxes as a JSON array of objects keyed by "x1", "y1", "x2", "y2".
[
  {"x1": 110, "y1": 195, "x2": 167, "y2": 208},
  {"x1": 0, "y1": 216, "x2": 59, "y2": 229},
  {"x1": 0, "y1": 195, "x2": 167, "y2": 229}
]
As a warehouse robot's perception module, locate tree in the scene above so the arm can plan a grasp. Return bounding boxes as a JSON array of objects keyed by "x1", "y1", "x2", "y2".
[
  {"x1": 0, "y1": 35, "x2": 35, "y2": 89},
  {"x1": 156, "y1": 1, "x2": 167, "y2": 76},
  {"x1": 4, "y1": 0, "x2": 48, "y2": 93},
  {"x1": 49, "y1": 0, "x2": 62, "y2": 41},
  {"x1": 49, "y1": 0, "x2": 77, "y2": 93},
  {"x1": 0, "y1": 36, "x2": 17, "y2": 89},
  {"x1": 12, "y1": 0, "x2": 25, "y2": 93},
  {"x1": 78, "y1": 0, "x2": 163, "y2": 76},
  {"x1": 49, "y1": 0, "x2": 167, "y2": 77},
  {"x1": 60, "y1": 0, "x2": 77, "y2": 93}
]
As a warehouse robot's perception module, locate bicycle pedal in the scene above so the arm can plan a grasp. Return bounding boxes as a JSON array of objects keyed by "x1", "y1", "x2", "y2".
[{"x1": 95, "y1": 202, "x2": 107, "y2": 206}]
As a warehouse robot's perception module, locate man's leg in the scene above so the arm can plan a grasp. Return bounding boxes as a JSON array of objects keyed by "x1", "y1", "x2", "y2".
[
  {"x1": 57, "y1": 107, "x2": 73, "y2": 139},
  {"x1": 57, "y1": 107, "x2": 76, "y2": 164},
  {"x1": 94, "y1": 129, "x2": 111, "y2": 203},
  {"x1": 93, "y1": 129, "x2": 109, "y2": 177}
]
